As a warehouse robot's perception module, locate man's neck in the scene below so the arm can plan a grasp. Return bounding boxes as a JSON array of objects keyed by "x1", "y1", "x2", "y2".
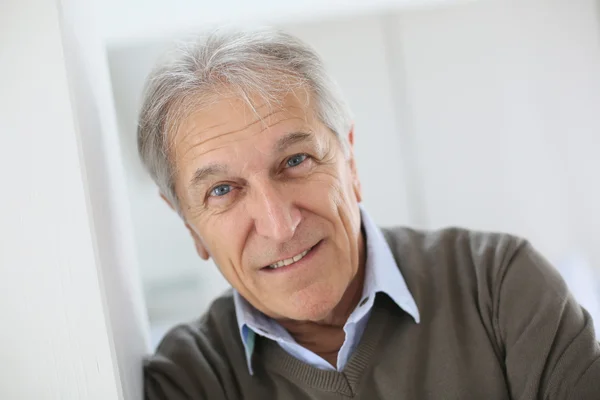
[{"x1": 277, "y1": 230, "x2": 367, "y2": 367}]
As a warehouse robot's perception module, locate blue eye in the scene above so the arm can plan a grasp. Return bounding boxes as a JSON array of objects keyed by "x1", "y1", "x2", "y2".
[
  {"x1": 286, "y1": 154, "x2": 307, "y2": 168},
  {"x1": 210, "y1": 184, "x2": 231, "y2": 197}
]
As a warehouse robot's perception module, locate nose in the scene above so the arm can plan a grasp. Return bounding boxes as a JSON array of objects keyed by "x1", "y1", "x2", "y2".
[{"x1": 248, "y1": 180, "x2": 301, "y2": 243}]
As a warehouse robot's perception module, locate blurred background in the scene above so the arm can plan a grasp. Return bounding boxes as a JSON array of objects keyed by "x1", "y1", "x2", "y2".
[{"x1": 100, "y1": 0, "x2": 600, "y2": 347}]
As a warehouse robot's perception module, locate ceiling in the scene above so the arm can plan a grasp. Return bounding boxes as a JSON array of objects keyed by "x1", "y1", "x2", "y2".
[{"x1": 94, "y1": 0, "x2": 478, "y2": 47}]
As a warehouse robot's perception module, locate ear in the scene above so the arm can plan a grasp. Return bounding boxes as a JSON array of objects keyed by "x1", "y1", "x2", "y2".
[
  {"x1": 185, "y1": 223, "x2": 210, "y2": 260},
  {"x1": 346, "y1": 126, "x2": 362, "y2": 203}
]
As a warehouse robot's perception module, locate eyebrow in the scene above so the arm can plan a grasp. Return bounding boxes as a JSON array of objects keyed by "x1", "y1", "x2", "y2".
[
  {"x1": 275, "y1": 131, "x2": 314, "y2": 153},
  {"x1": 189, "y1": 164, "x2": 228, "y2": 187},
  {"x1": 189, "y1": 131, "x2": 314, "y2": 187}
]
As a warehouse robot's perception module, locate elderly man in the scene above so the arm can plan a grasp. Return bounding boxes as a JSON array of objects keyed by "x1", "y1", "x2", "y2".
[{"x1": 140, "y1": 28, "x2": 599, "y2": 399}]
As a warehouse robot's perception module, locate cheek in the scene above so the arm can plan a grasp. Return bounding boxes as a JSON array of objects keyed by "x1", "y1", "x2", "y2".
[
  {"x1": 322, "y1": 172, "x2": 355, "y2": 211},
  {"x1": 306, "y1": 167, "x2": 346, "y2": 196},
  {"x1": 197, "y1": 217, "x2": 247, "y2": 272},
  {"x1": 302, "y1": 173, "x2": 360, "y2": 238}
]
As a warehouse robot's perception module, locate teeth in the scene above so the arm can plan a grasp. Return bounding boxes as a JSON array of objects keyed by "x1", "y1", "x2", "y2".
[{"x1": 269, "y1": 249, "x2": 310, "y2": 269}]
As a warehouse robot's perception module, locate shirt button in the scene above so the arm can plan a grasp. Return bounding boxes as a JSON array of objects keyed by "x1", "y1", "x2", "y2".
[{"x1": 358, "y1": 297, "x2": 369, "y2": 307}]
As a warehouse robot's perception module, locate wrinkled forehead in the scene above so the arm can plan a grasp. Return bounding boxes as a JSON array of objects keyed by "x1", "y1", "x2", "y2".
[
  {"x1": 174, "y1": 91, "x2": 314, "y2": 149},
  {"x1": 169, "y1": 89, "x2": 328, "y2": 178}
]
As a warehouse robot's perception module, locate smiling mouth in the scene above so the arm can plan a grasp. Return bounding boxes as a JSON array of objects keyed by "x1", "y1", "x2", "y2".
[{"x1": 265, "y1": 243, "x2": 318, "y2": 270}]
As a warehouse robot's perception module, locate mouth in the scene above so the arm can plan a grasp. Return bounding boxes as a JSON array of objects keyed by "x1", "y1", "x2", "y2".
[{"x1": 262, "y1": 240, "x2": 322, "y2": 272}]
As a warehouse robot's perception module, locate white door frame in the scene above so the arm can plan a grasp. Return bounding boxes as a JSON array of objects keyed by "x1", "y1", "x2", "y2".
[
  {"x1": 57, "y1": 0, "x2": 151, "y2": 398},
  {"x1": 0, "y1": 0, "x2": 150, "y2": 398}
]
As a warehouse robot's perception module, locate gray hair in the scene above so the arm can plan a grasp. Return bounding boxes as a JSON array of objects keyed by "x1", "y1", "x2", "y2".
[{"x1": 137, "y1": 27, "x2": 353, "y2": 212}]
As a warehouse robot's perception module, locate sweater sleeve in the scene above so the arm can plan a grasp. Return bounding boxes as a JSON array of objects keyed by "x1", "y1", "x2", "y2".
[
  {"x1": 496, "y1": 241, "x2": 600, "y2": 399},
  {"x1": 143, "y1": 325, "x2": 231, "y2": 400},
  {"x1": 144, "y1": 355, "x2": 194, "y2": 400}
]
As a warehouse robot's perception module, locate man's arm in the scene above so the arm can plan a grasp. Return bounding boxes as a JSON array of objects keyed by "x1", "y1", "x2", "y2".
[
  {"x1": 496, "y1": 241, "x2": 600, "y2": 399},
  {"x1": 145, "y1": 355, "x2": 192, "y2": 400},
  {"x1": 144, "y1": 325, "x2": 230, "y2": 400}
]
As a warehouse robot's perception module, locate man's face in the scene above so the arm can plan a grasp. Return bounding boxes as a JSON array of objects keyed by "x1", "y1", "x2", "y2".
[{"x1": 171, "y1": 91, "x2": 363, "y2": 322}]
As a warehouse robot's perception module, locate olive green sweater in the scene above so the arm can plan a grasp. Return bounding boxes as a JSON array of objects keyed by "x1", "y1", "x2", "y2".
[{"x1": 144, "y1": 227, "x2": 600, "y2": 399}]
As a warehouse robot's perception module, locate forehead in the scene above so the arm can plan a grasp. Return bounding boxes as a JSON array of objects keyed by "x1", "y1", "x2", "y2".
[
  {"x1": 177, "y1": 91, "x2": 314, "y2": 143},
  {"x1": 171, "y1": 90, "x2": 322, "y2": 171}
]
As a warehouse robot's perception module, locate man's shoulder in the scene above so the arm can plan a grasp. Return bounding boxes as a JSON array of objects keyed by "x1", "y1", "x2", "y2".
[
  {"x1": 379, "y1": 226, "x2": 534, "y2": 341},
  {"x1": 151, "y1": 289, "x2": 239, "y2": 364},
  {"x1": 144, "y1": 290, "x2": 245, "y2": 399},
  {"x1": 381, "y1": 225, "x2": 527, "y2": 269},
  {"x1": 379, "y1": 225, "x2": 531, "y2": 297}
]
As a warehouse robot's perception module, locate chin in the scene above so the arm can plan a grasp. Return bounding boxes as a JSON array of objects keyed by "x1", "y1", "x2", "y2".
[{"x1": 284, "y1": 284, "x2": 344, "y2": 322}]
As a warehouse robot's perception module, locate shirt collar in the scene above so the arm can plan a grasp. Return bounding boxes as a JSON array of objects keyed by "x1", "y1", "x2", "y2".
[
  {"x1": 233, "y1": 205, "x2": 420, "y2": 374},
  {"x1": 358, "y1": 206, "x2": 420, "y2": 323}
]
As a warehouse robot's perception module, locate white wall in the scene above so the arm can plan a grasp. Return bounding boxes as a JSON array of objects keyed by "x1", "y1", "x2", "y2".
[
  {"x1": 98, "y1": 0, "x2": 477, "y2": 47},
  {"x1": 0, "y1": 0, "x2": 152, "y2": 397},
  {"x1": 59, "y1": 0, "x2": 151, "y2": 398},
  {"x1": 391, "y1": 0, "x2": 600, "y2": 266},
  {"x1": 0, "y1": 1, "x2": 122, "y2": 398}
]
